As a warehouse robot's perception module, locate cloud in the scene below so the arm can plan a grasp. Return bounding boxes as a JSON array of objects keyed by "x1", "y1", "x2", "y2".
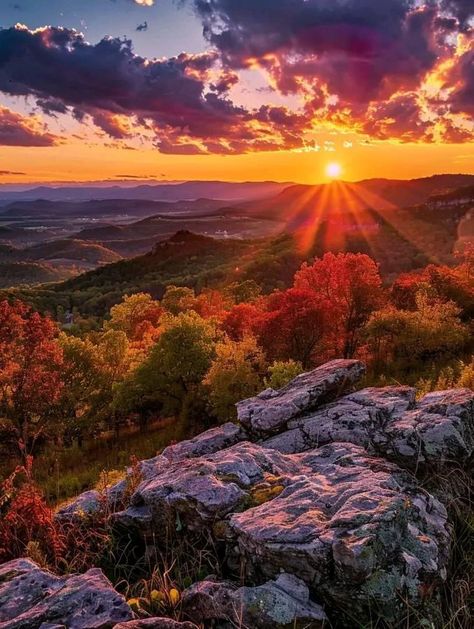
[
  {"x1": 0, "y1": 2, "x2": 472, "y2": 153},
  {"x1": 0, "y1": 106, "x2": 57, "y2": 146},
  {"x1": 133, "y1": 0, "x2": 154, "y2": 6},
  {"x1": 441, "y1": 0, "x2": 474, "y2": 30},
  {"x1": 0, "y1": 24, "x2": 308, "y2": 154},
  {"x1": 186, "y1": 0, "x2": 473, "y2": 142},
  {"x1": 447, "y1": 46, "x2": 474, "y2": 116},
  {"x1": 0, "y1": 170, "x2": 27, "y2": 175}
]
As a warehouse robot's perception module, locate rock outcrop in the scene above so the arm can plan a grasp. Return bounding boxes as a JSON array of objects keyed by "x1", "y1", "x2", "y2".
[
  {"x1": 237, "y1": 359, "x2": 366, "y2": 436},
  {"x1": 263, "y1": 385, "x2": 474, "y2": 467},
  {"x1": 0, "y1": 559, "x2": 133, "y2": 628},
  {"x1": 115, "y1": 439, "x2": 449, "y2": 622},
  {"x1": 3, "y1": 360, "x2": 473, "y2": 627},
  {"x1": 181, "y1": 573, "x2": 327, "y2": 628},
  {"x1": 114, "y1": 620, "x2": 197, "y2": 629}
]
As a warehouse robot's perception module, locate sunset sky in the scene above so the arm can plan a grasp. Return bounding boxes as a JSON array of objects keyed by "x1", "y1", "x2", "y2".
[{"x1": 0, "y1": 0, "x2": 472, "y2": 185}]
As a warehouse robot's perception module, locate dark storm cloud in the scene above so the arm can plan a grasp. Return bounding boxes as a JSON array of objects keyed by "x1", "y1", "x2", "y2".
[
  {"x1": 441, "y1": 0, "x2": 474, "y2": 30},
  {"x1": 0, "y1": 26, "x2": 214, "y2": 117},
  {"x1": 448, "y1": 47, "x2": 474, "y2": 116},
  {"x1": 0, "y1": 107, "x2": 57, "y2": 146},
  {"x1": 186, "y1": 0, "x2": 473, "y2": 141},
  {"x1": 190, "y1": 0, "x2": 445, "y2": 102}
]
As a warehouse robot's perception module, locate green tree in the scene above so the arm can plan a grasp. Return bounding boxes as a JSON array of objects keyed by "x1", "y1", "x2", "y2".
[
  {"x1": 365, "y1": 291, "x2": 469, "y2": 373},
  {"x1": 161, "y1": 285, "x2": 196, "y2": 315},
  {"x1": 59, "y1": 329, "x2": 132, "y2": 441},
  {"x1": 265, "y1": 359, "x2": 304, "y2": 390},
  {"x1": 128, "y1": 312, "x2": 218, "y2": 418},
  {"x1": 204, "y1": 335, "x2": 265, "y2": 422},
  {"x1": 224, "y1": 280, "x2": 262, "y2": 304}
]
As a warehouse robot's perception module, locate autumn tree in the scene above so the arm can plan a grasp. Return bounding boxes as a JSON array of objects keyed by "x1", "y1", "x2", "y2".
[
  {"x1": 365, "y1": 291, "x2": 469, "y2": 373},
  {"x1": 125, "y1": 312, "x2": 218, "y2": 419},
  {"x1": 294, "y1": 252, "x2": 384, "y2": 358},
  {"x1": 161, "y1": 285, "x2": 196, "y2": 315},
  {"x1": 224, "y1": 280, "x2": 262, "y2": 304},
  {"x1": 192, "y1": 289, "x2": 232, "y2": 321},
  {"x1": 204, "y1": 335, "x2": 265, "y2": 422},
  {"x1": 222, "y1": 302, "x2": 264, "y2": 340},
  {"x1": 258, "y1": 288, "x2": 328, "y2": 368},
  {"x1": 58, "y1": 334, "x2": 104, "y2": 443},
  {"x1": 58, "y1": 330, "x2": 133, "y2": 442},
  {"x1": 0, "y1": 300, "x2": 64, "y2": 456},
  {"x1": 104, "y1": 293, "x2": 163, "y2": 342}
]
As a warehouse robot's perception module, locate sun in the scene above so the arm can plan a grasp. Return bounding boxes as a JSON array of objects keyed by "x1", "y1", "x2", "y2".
[{"x1": 326, "y1": 162, "x2": 342, "y2": 179}]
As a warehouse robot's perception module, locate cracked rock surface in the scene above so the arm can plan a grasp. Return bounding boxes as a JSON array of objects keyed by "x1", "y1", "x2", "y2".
[{"x1": 0, "y1": 560, "x2": 132, "y2": 628}]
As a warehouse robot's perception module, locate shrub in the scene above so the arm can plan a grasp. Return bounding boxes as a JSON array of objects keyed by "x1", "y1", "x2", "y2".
[{"x1": 0, "y1": 456, "x2": 64, "y2": 565}]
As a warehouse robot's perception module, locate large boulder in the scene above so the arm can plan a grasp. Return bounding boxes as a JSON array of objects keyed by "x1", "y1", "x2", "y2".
[
  {"x1": 38, "y1": 361, "x2": 474, "y2": 627},
  {"x1": 237, "y1": 359, "x2": 365, "y2": 436},
  {"x1": 0, "y1": 559, "x2": 64, "y2": 622},
  {"x1": 229, "y1": 443, "x2": 450, "y2": 624},
  {"x1": 113, "y1": 620, "x2": 197, "y2": 629},
  {"x1": 263, "y1": 385, "x2": 415, "y2": 455},
  {"x1": 115, "y1": 440, "x2": 449, "y2": 625},
  {"x1": 263, "y1": 386, "x2": 474, "y2": 468},
  {"x1": 0, "y1": 561, "x2": 132, "y2": 629},
  {"x1": 114, "y1": 442, "x2": 296, "y2": 532},
  {"x1": 181, "y1": 574, "x2": 327, "y2": 628},
  {"x1": 58, "y1": 424, "x2": 248, "y2": 523},
  {"x1": 161, "y1": 422, "x2": 248, "y2": 462}
]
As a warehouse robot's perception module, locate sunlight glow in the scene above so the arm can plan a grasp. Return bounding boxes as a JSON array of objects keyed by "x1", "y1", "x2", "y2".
[{"x1": 326, "y1": 162, "x2": 342, "y2": 179}]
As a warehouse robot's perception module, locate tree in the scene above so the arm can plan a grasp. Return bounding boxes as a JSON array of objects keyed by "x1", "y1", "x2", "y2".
[
  {"x1": 192, "y1": 289, "x2": 232, "y2": 321},
  {"x1": 294, "y1": 252, "x2": 384, "y2": 357},
  {"x1": 58, "y1": 333, "x2": 104, "y2": 443},
  {"x1": 105, "y1": 293, "x2": 162, "y2": 342},
  {"x1": 365, "y1": 291, "x2": 469, "y2": 373},
  {"x1": 223, "y1": 302, "x2": 265, "y2": 341},
  {"x1": 0, "y1": 300, "x2": 64, "y2": 456},
  {"x1": 258, "y1": 288, "x2": 328, "y2": 368},
  {"x1": 265, "y1": 359, "x2": 304, "y2": 390},
  {"x1": 224, "y1": 280, "x2": 262, "y2": 304},
  {"x1": 161, "y1": 285, "x2": 196, "y2": 315},
  {"x1": 58, "y1": 330, "x2": 133, "y2": 442},
  {"x1": 204, "y1": 336, "x2": 265, "y2": 422},
  {"x1": 128, "y1": 312, "x2": 218, "y2": 419}
]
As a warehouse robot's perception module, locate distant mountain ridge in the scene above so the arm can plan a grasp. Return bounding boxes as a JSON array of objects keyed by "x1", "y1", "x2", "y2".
[
  {"x1": 0, "y1": 181, "x2": 291, "y2": 203},
  {"x1": 244, "y1": 174, "x2": 474, "y2": 221},
  {"x1": 2, "y1": 175, "x2": 473, "y2": 206}
]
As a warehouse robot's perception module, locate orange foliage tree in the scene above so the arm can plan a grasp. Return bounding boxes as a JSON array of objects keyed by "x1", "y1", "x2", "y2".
[{"x1": 0, "y1": 301, "x2": 64, "y2": 456}]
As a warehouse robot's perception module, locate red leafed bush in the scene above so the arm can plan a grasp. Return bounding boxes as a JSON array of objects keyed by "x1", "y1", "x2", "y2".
[{"x1": 0, "y1": 455, "x2": 64, "y2": 565}]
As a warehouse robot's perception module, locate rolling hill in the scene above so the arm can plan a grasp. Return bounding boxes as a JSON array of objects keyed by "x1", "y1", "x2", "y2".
[{"x1": 1, "y1": 175, "x2": 474, "y2": 314}]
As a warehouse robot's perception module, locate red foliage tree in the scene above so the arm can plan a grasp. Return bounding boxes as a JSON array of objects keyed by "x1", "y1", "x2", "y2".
[
  {"x1": 392, "y1": 264, "x2": 474, "y2": 319},
  {"x1": 257, "y1": 288, "x2": 328, "y2": 368},
  {"x1": 222, "y1": 302, "x2": 265, "y2": 340},
  {"x1": 192, "y1": 289, "x2": 232, "y2": 321},
  {"x1": 0, "y1": 300, "x2": 64, "y2": 455},
  {"x1": 294, "y1": 252, "x2": 384, "y2": 358}
]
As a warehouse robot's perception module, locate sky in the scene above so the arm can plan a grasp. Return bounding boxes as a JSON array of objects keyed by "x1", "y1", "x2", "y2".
[{"x1": 0, "y1": 0, "x2": 472, "y2": 184}]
